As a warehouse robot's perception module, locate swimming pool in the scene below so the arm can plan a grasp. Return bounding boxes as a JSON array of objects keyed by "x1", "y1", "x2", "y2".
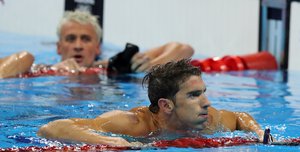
[{"x1": 1, "y1": 32, "x2": 300, "y2": 151}]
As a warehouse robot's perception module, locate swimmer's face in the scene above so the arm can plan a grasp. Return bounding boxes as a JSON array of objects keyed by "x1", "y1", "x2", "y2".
[
  {"x1": 57, "y1": 21, "x2": 100, "y2": 67},
  {"x1": 173, "y1": 75, "x2": 211, "y2": 130}
]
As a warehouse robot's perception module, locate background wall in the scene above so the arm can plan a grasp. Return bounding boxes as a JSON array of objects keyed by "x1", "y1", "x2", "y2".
[
  {"x1": 0, "y1": 0, "x2": 259, "y2": 57},
  {"x1": 0, "y1": 0, "x2": 64, "y2": 38},
  {"x1": 103, "y1": 0, "x2": 259, "y2": 57},
  {"x1": 0, "y1": 0, "x2": 299, "y2": 70},
  {"x1": 289, "y1": 2, "x2": 300, "y2": 71}
]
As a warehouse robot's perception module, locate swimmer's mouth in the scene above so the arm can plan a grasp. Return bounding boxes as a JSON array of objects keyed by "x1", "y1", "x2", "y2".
[
  {"x1": 73, "y1": 55, "x2": 83, "y2": 63},
  {"x1": 199, "y1": 113, "x2": 208, "y2": 118}
]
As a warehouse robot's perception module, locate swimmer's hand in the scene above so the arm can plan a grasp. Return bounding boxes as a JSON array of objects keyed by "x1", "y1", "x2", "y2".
[
  {"x1": 0, "y1": 51, "x2": 34, "y2": 78},
  {"x1": 101, "y1": 137, "x2": 145, "y2": 147},
  {"x1": 101, "y1": 136, "x2": 132, "y2": 147},
  {"x1": 257, "y1": 129, "x2": 265, "y2": 142},
  {"x1": 130, "y1": 141, "x2": 145, "y2": 147},
  {"x1": 131, "y1": 53, "x2": 152, "y2": 72},
  {"x1": 51, "y1": 58, "x2": 86, "y2": 74}
]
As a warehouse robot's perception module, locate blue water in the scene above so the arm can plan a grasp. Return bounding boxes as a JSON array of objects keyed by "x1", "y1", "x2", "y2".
[{"x1": 1, "y1": 32, "x2": 300, "y2": 151}]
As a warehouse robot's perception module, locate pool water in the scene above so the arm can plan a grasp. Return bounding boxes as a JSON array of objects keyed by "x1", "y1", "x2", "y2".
[{"x1": 1, "y1": 32, "x2": 300, "y2": 151}]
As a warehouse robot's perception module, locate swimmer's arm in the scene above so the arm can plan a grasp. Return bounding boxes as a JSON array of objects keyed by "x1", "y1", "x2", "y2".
[
  {"x1": 94, "y1": 109, "x2": 149, "y2": 136},
  {"x1": 234, "y1": 112, "x2": 264, "y2": 142},
  {"x1": 131, "y1": 42, "x2": 194, "y2": 72},
  {"x1": 217, "y1": 109, "x2": 264, "y2": 142},
  {"x1": 0, "y1": 51, "x2": 34, "y2": 78},
  {"x1": 37, "y1": 118, "x2": 131, "y2": 146}
]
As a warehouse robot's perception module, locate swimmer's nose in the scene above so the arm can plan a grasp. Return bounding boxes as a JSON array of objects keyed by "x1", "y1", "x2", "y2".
[
  {"x1": 200, "y1": 95, "x2": 211, "y2": 110},
  {"x1": 74, "y1": 40, "x2": 83, "y2": 52}
]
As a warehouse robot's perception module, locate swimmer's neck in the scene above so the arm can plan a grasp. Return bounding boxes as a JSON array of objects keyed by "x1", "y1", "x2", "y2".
[{"x1": 150, "y1": 110, "x2": 201, "y2": 134}]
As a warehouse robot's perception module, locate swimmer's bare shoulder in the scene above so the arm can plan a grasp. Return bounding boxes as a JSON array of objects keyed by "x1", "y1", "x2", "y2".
[
  {"x1": 203, "y1": 107, "x2": 237, "y2": 133},
  {"x1": 206, "y1": 106, "x2": 264, "y2": 141},
  {"x1": 91, "y1": 106, "x2": 155, "y2": 137}
]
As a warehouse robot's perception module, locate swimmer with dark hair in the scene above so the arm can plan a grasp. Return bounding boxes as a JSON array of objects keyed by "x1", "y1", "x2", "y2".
[{"x1": 38, "y1": 59, "x2": 265, "y2": 146}]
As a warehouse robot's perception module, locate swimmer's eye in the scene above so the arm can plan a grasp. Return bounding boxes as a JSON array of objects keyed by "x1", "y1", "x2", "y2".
[
  {"x1": 81, "y1": 35, "x2": 92, "y2": 42},
  {"x1": 187, "y1": 88, "x2": 206, "y2": 98},
  {"x1": 188, "y1": 92, "x2": 201, "y2": 98},
  {"x1": 65, "y1": 35, "x2": 76, "y2": 42},
  {"x1": 187, "y1": 91, "x2": 201, "y2": 98}
]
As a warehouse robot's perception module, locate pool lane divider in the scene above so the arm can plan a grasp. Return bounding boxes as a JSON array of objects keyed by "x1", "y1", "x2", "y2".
[
  {"x1": 2, "y1": 129, "x2": 300, "y2": 151},
  {"x1": 19, "y1": 67, "x2": 107, "y2": 78},
  {"x1": 1, "y1": 137, "x2": 300, "y2": 151},
  {"x1": 191, "y1": 51, "x2": 278, "y2": 72},
  {"x1": 19, "y1": 51, "x2": 278, "y2": 78}
]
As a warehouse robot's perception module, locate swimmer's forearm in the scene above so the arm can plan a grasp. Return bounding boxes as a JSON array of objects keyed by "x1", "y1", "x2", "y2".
[
  {"x1": 144, "y1": 42, "x2": 194, "y2": 61},
  {"x1": 38, "y1": 119, "x2": 100, "y2": 144},
  {"x1": 131, "y1": 42, "x2": 194, "y2": 72},
  {"x1": 37, "y1": 119, "x2": 131, "y2": 146},
  {"x1": 0, "y1": 51, "x2": 34, "y2": 78}
]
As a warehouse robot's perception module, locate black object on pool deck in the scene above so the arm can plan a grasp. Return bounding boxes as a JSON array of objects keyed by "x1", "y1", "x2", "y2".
[{"x1": 107, "y1": 43, "x2": 139, "y2": 74}]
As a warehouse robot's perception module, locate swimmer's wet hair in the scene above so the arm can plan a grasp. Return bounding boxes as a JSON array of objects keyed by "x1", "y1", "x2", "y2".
[
  {"x1": 57, "y1": 10, "x2": 102, "y2": 42},
  {"x1": 143, "y1": 59, "x2": 202, "y2": 113}
]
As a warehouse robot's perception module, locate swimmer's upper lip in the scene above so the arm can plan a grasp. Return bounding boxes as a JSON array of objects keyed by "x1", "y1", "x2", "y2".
[
  {"x1": 199, "y1": 111, "x2": 208, "y2": 115},
  {"x1": 199, "y1": 113, "x2": 208, "y2": 117}
]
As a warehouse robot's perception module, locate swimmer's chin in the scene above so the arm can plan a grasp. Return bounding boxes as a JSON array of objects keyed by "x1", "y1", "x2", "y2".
[{"x1": 192, "y1": 121, "x2": 209, "y2": 131}]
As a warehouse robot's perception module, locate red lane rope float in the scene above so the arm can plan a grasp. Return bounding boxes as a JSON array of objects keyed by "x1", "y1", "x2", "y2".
[
  {"x1": 1, "y1": 137, "x2": 300, "y2": 151},
  {"x1": 1, "y1": 144, "x2": 136, "y2": 152},
  {"x1": 153, "y1": 137, "x2": 259, "y2": 148},
  {"x1": 19, "y1": 67, "x2": 107, "y2": 78},
  {"x1": 0, "y1": 137, "x2": 257, "y2": 151},
  {"x1": 191, "y1": 51, "x2": 278, "y2": 72}
]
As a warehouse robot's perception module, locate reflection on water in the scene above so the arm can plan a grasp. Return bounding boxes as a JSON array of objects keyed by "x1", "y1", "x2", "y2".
[{"x1": 0, "y1": 71, "x2": 300, "y2": 151}]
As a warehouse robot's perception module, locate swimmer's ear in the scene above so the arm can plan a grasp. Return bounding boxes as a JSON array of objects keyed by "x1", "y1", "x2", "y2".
[{"x1": 158, "y1": 98, "x2": 174, "y2": 114}]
